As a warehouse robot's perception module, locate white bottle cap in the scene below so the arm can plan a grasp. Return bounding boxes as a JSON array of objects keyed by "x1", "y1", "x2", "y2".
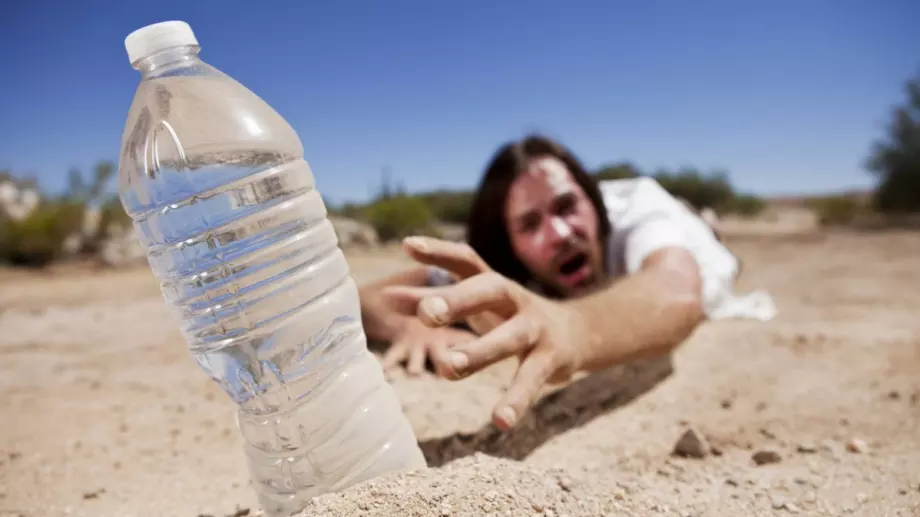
[{"x1": 125, "y1": 21, "x2": 199, "y2": 64}]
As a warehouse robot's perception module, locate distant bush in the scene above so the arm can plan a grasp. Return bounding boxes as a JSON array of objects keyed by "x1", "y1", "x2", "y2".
[
  {"x1": 652, "y1": 169, "x2": 735, "y2": 212},
  {"x1": 0, "y1": 161, "x2": 127, "y2": 268},
  {"x1": 0, "y1": 199, "x2": 85, "y2": 267},
  {"x1": 417, "y1": 190, "x2": 475, "y2": 225},
  {"x1": 595, "y1": 162, "x2": 641, "y2": 181},
  {"x1": 724, "y1": 194, "x2": 767, "y2": 217},
  {"x1": 363, "y1": 195, "x2": 436, "y2": 242},
  {"x1": 807, "y1": 195, "x2": 864, "y2": 226},
  {"x1": 592, "y1": 165, "x2": 765, "y2": 217}
]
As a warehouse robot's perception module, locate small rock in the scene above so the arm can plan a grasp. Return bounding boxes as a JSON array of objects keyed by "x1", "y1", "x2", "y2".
[
  {"x1": 796, "y1": 443, "x2": 818, "y2": 454},
  {"x1": 711, "y1": 445, "x2": 723, "y2": 456},
  {"x1": 898, "y1": 488, "x2": 907, "y2": 495},
  {"x1": 855, "y1": 492, "x2": 868, "y2": 504},
  {"x1": 784, "y1": 502, "x2": 800, "y2": 513},
  {"x1": 887, "y1": 390, "x2": 900, "y2": 400},
  {"x1": 771, "y1": 495, "x2": 788, "y2": 509},
  {"x1": 82, "y1": 489, "x2": 105, "y2": 499},
  {"x1": 845, "y1": 438, "x2": 869, "y2": 454},
  {"x1": 720, "y1": 399, "x2": 732, "y2": 409},
  {"x1": 793, "y1": 477, "x2": 808, "y2": 485},
  {"x1": 672, "y1": 428, "x2": 710, "y2": 459},
  {"x1": 556, "y1": 476, "x2": 574, "y2": 492},
  {"x1": 752, "y1": 449, "x2": 782, "y2": 466},
  {"x1": 803, "y1": 492, "x2": 817, "y2": 503},
  {"x1": 725, "y1": 478, "x2": 739, "y2": 487}
]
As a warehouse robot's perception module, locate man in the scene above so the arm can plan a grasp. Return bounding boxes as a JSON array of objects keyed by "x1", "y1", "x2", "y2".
[{"x1": 358, "y1": 134, "x2": 774, "y2": 431}]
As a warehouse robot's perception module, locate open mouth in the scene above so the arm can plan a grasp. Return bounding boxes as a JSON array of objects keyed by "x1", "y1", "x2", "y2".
[
  {"x1": 559, "y1": 253, "x2": 587, "y2": 275},
  {"x1": 557, "y1": 252, "x2": 591, "y2": 287}
]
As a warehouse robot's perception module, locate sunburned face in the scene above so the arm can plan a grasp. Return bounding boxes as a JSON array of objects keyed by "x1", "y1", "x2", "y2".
[{"x1": 504, "y1": 156, "x2": 603, "y2": 296}]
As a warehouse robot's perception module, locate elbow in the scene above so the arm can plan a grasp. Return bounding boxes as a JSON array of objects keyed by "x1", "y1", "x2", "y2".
[{"x1": 665, "y1": 290, "x2": 706, "y2": 348}]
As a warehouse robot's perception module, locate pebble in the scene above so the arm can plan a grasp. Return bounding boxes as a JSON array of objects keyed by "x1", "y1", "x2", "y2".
[
  {"x1": 771, "y1": 495, "x2": 788, "y2": 510},
  {"x1": 752, "y1": 449, "x2": 782, "y2": 466},
  {"x1": 672, "y1": 428, "x2": 710, "y2": 459},
  {"x1": 803, "y1": 491, "x2": 817, "y2": 503},
  {"x1": 856, "y1": 492, "x2": 868, "y2": 504},
  {"x1": 845, "y1": 438, "x2": 869, "y2": 454},
  {"x1": 796, "y1": 443, "x2": 817, "y2": 454}
]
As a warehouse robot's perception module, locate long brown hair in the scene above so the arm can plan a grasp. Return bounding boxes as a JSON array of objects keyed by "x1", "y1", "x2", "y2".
[{"x1": 465, "y1": 134, "x2": 612, "y2": 291}]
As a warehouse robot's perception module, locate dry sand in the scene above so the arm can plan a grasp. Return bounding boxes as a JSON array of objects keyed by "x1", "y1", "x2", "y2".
[{"x1": 1, "y1": 231, "x2": 919, "y2": 517}]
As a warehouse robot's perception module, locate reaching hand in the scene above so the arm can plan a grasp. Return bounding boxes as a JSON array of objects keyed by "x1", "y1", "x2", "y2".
[
  {"x1": 384, "y1": 236, "x2": 590, "y2": 430},
  {"x1": 380, "y1": 317, "x2": 476, "y2": 377}
]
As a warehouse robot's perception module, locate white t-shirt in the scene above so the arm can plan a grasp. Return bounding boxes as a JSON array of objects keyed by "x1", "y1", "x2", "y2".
[{"x1": 427, "y1": 177, "x2": 775, "y2": 321}]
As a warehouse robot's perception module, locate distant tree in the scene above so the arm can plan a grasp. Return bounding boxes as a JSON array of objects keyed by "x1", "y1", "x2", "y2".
[
  {"x1": 652, "y1": 167, "x2": 734, "y2": 212},
  {"x1": 594, "y1": 162, "x2": 641, "y2": 181},
  {"x1": 865, "y1": 69, "x2": 920, "y2": 213}
]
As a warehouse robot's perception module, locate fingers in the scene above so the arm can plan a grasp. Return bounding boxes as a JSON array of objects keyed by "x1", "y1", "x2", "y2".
[
  {"x1": 434, "y1": 314, "x2": 540, "y2": 380},
  {"x1": 402, "y1": 237, "x2": 491, "y2": 279},
  {"x1": 406, "y1": 339, "x2": 428, "y2": 376},
  {"x1": 416, "y1": 273, "x2": 522, "y2": 327},
  {"x1": 493, "y1": 350, "x2": 556, "y2": 430},
  {"x1": 381, "y1": 284, "x2": 433, "y2": 309},
  {"x1": 380, "y1": 340, "x2": 408, "y2": 372}
]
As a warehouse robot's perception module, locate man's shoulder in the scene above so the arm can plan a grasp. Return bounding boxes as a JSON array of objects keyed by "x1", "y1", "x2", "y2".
[{"x1": 597, "y1": 176, "x2": 686, "y2": 226}]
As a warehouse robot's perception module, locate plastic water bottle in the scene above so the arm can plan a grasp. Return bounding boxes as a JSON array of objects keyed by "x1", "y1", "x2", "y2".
[{"x1": 117, "y1": 21, "x2": 426, "y2": 517}]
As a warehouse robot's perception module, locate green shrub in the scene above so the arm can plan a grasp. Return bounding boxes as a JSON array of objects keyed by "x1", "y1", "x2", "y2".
[
  {"x1": 417, "y1": 190, "x2": 474, "y2": 224},
  {"x1": 97, "y1": 196, "x2": 132, "y2": 238},
  {"x1": 363, "y1": 195, "x2": 435, "y2": 242},
  {"x1": 725, "y1": 194, "x2": 767, "y2": 217},
  {"x1": 0, "y1": 199, "x2": 85, "y2": 267},
  {"x1": 807, "y1": 196, "x2": 863, "y2": 226}
]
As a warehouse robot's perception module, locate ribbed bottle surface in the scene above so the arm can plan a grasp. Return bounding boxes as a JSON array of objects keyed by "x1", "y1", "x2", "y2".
[{"x1": 119, "y1": 73, "x2": 424, "y2": 517}]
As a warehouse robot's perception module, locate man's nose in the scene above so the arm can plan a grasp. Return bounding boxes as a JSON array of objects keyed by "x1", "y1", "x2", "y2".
[{"x1": 547, "y1": 216, "x2": 573, "y2": 243}]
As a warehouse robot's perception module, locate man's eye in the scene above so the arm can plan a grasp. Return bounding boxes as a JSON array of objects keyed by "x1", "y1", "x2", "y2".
[
  {"x1": 519, "y1": 217, "x2": 539, "y2": 233},
  {"x1": 556, "y1": 197, "x2": 575, "y2": 215}
]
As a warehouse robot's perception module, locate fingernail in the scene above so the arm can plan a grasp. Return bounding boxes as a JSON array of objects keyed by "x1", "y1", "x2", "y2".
[
  {"x1": 496, "y1": 406, "x2": 517, "y2": 428},
  {"x1": 419, "y1": 296, "x2": 449, "y2": 324},
  {"x1": 403, "y1": 236, "x2": 428, "y2": 252},
  {"x1": 448, "y1": 351, "x2": 468, "y2": 371}
]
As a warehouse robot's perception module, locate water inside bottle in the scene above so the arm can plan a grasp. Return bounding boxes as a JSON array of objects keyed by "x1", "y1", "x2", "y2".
[{"x1": 121, "y1": 75, "x2": 425, "y2": 515}]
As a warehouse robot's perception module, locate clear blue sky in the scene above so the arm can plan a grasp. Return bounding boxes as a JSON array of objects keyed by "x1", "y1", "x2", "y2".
[{"x1": 1, "y1": 1, "x2": 917, "y2": 203}]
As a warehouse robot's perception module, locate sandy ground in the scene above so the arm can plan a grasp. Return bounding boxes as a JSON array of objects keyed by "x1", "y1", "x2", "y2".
[{"x1": 1, "y1": 231, "x2": 919, "y2": 517}]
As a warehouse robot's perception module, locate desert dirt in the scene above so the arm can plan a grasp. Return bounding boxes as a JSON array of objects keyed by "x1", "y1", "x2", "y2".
[{"x1": 1, "y1": 231, "x2": 919, "y2": 517}]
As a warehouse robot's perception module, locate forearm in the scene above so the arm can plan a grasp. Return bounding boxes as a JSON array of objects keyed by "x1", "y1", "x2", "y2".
[{"x1": 571, "y1": 253, "x2": 705, "y2": 372}]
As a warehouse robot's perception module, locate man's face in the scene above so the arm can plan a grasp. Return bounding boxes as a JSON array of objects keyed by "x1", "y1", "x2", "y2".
[{"x1": 504, "y1": 156, "x2": 603, "y2": 296}]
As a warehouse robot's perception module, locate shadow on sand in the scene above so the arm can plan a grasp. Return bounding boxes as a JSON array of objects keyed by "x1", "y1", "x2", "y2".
[{"x1": 417, "y1": 354, "x2": 674, "y2": 467}]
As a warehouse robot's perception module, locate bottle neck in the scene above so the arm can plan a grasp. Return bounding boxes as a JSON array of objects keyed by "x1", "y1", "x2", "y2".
[{"x1": 134, "y1": 45, "x2": 201, "y2": 78}]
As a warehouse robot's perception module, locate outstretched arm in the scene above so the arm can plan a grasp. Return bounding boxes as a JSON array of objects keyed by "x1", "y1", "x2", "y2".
[
  {"x1": 568, "y1": 246, "x2": 705, "y2": 372},
  {"x1": 382, "y1": 237, "x2": 706, "y2": 429}
]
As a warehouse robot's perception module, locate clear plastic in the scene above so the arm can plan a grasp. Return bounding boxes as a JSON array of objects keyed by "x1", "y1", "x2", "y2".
[{"x1": 117, "y1": 39, "x2": 426, "y2": 517}]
